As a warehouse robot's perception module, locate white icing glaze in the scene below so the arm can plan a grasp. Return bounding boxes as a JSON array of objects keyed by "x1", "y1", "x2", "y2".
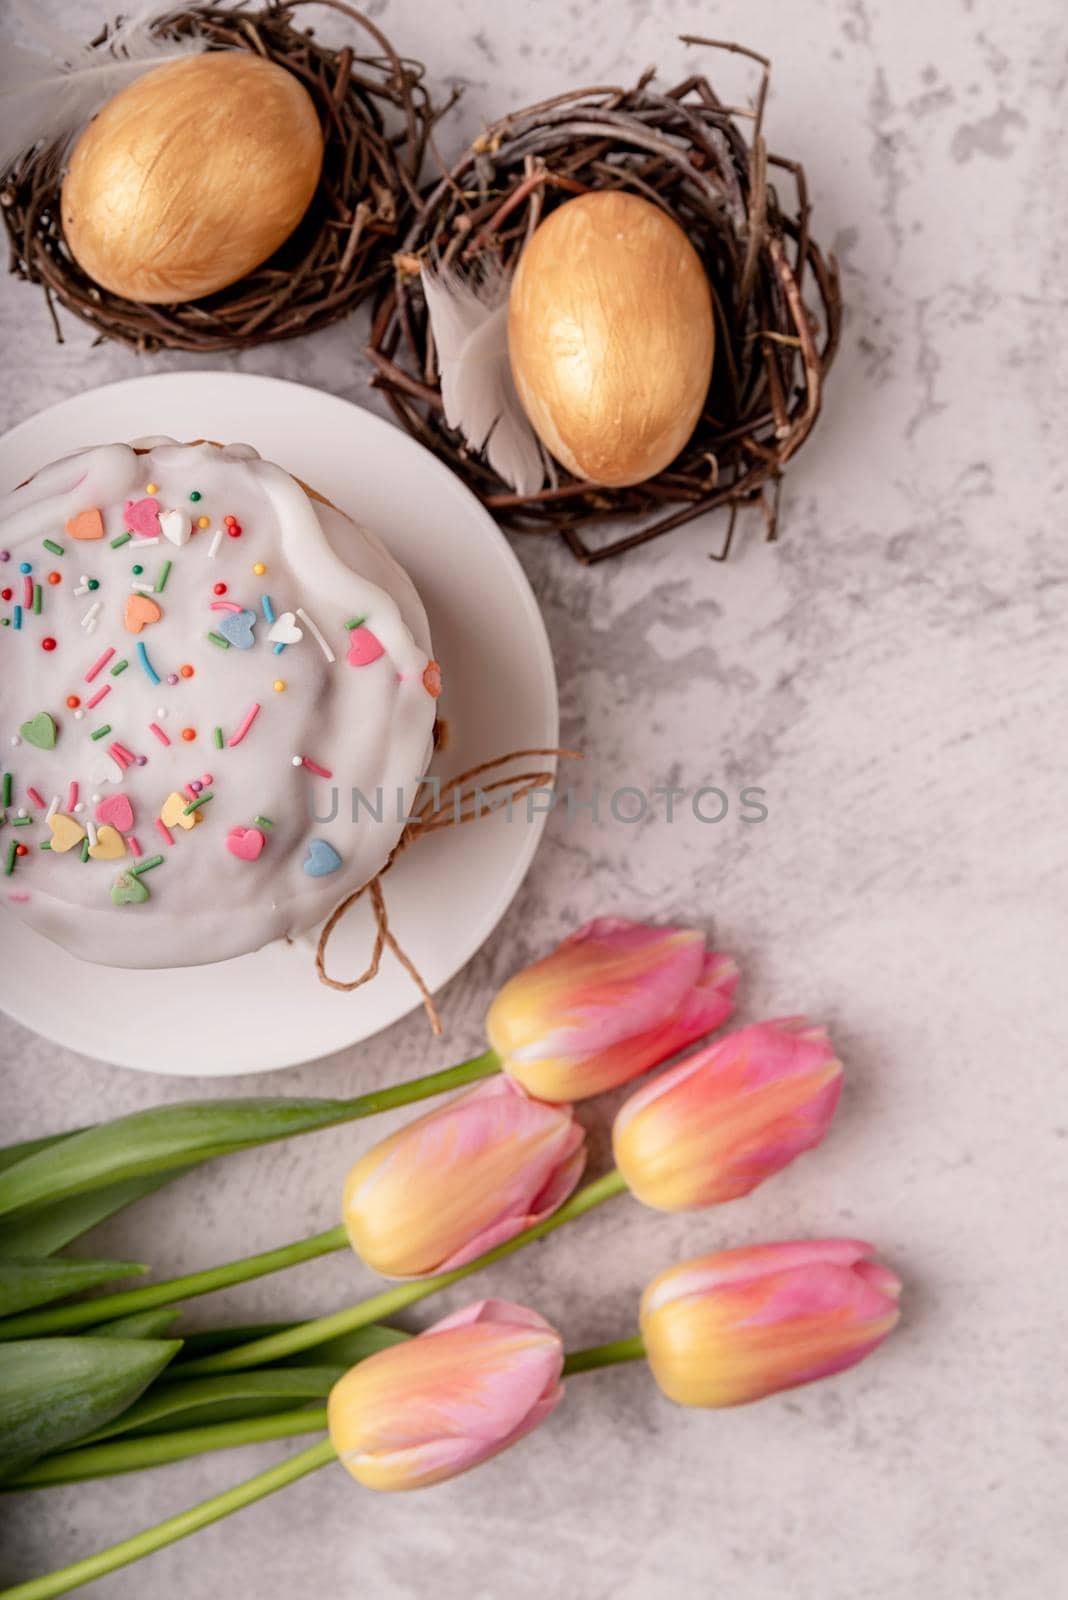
[{"x1": 0, "y1": 440, "x2": 438, "y2": 969}]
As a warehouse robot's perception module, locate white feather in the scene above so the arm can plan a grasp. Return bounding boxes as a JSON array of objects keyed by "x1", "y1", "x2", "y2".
[
  {"x1": 422, "y1": 263, "x2": 548, "y2": 497},
  {"x1": 0, "y1": 1, "x2": 208, "y2": 175}
]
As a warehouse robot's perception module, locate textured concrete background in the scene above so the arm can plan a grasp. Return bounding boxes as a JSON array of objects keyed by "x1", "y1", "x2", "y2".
[{"x1": 2, "y1": 0, "x2": 1066, "y2": 1595}]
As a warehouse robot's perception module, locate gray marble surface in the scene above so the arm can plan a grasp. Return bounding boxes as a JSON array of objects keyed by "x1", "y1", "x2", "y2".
[{"x1": 2, "y1": 0, "x2": 1066, "y2": 1595}]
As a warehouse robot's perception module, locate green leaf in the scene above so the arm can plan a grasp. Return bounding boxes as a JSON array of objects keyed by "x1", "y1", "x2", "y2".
[
  {"x1": 74, "y1": 1368, "x2": 345, "y2": 1444},
  {"x1": 0, "y1": 1170, "x2": 190, "y2": 1257},
  {"x1": 0, "y1": 1100, "x2": 362, "y2": 1218},
  {"x1": 0, "y1": 1130, "x2": 81, "y2": 1175},
  {"x1": 89, "y1": 1309, "x2": 181, "y2": 1340},
  {"x1": 0, "y1": 1258, "x2": 146, "y2": 1320},
  {"x1": 0, "y1": 1054, "x2": 500, "y2": 1220},
  {"x1": 0, "y1": 1336, "x2": 182, "y2": 1479}
]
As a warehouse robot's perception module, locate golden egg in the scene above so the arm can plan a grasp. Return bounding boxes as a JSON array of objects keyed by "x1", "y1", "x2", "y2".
[
  {"x1": 508, "y1": 192, "x2": 715, "y2": 487},
  {"x1": 61, "y1": 53, "x2": 324, "y2": 304}
]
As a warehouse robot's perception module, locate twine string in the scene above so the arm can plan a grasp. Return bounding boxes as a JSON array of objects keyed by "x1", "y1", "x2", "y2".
[{"x1": 314, "y1": 749, "x2": 581, "y2": 1032}]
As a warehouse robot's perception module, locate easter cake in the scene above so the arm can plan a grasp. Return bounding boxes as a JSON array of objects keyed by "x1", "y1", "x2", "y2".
[{"x1": 0, "y1": 438, "x2": 440, "y2": 969}]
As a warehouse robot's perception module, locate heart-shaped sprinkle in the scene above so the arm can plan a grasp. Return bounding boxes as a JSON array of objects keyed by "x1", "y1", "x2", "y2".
[
  {"x1": 346, "y1": 625, "x2": 385, "y2": 668},
  {"x1": 227, "y1": 825, "x2": 266, "y2": 862},
  {"x1": 20, "y1": 712, "x2": 57, "y2": 750},
  {"x1": 303, "y1": 838, "x2": 342, "y2": 877},
  {"x1": 125, "y1": 593, "x2": 162, "y2": 633},
  {"x1": 48, "y1": 813, "x2": 86, "y2": 853},
  {"x1": 161, "y1": 791, "x2": 202, "y2": 831},
  {"x1": 268, "y1": 611, "x2": 303, "y2": 646},
  {"x1": 88, "y1": 824, "x2": 126, "y2": 861},
  {"x1": 218, "y1": 608, "x2": 257, "y2": 650},
  {"x1": 96, "y1": 793, "x2": 134, "y2": 832},
  {"x1": 66, "y1": 508, "x2": 105, "y2": 541},
  {"x1": 111, "y1": 871, "x2": 149, "y2": 906},
  {"x1": 124, "y1": 497, "x2": 161, "y2": 538},
  {"x1": 159, "y1": 508, "x2": 192, "y2": 547}
]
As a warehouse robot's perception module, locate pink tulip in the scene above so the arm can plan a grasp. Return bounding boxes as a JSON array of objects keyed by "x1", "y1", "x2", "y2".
[
  {"x1": 640, "y1": 1239, "x2": 902, "y2": 1407},
  {"x1": 328, "y1": 1299, "x2": 565, "y2": 1491},
  {"x1": 342, "y1": 1076, "x2": 585, "y2": 1278},
  {"x1": 486, "y1": 917, "x2": 738, "y2": 1103},
  {"x1": 613, "y1": 1017, "x2": 842, "y2": 1211}
]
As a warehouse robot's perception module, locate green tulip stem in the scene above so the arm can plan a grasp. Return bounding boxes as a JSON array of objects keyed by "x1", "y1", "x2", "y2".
[
  {"x1": 6, "y1": 1408, "x2": 332, "y2": 1489},
  {"x1": 0, "y1": 1228, "x2": 350, "y2": 1341},
  {"x1": 179, "y1": 1167, "x2": 631, "y2": 1378},
  {"x1": 562, "y1": 1333, "x2": 646, "y2": 1375},
  {"x1": 0, "y1": 1439, "x2": 338, "y2": 1600}
]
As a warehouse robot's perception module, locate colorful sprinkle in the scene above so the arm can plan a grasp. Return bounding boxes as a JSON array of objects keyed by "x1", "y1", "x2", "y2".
[
  {"x1": 137, "y1": 641, "x2": 161, "y2": 683},
  {"x1": 262, "y1": 595, "x2": 276, "y2": 623},
  {"x1": 86, "y1": 685, "x2": 111, "y2": 709},
  {"x1": 227, "y1": 702, "x2": 261, "y2": 748},
  {"x1": 207, "y1": 631, "x2": 230, "y2": 649},
  {"x1": 110, "y1": 532, "x2": 132, "y2": 550},
  {"x1": 5, "y1": 841, "x2": 16, "y2": 875},
  {"x1": 252, "y1": 562, "x2": 266, "y2": 576},
  {"x1": 179, "y1": 664, "x2": 194, "y2": 679},
  {"x1": 293, "y1": 755, "x2": 333, "y2": 779},
  {"x1": 110, "y1": 658, "x2": 129, "y2": 676},
  {"x1": 148, "y1": 722, "x2": 171, "y2": 746},
  {"x1": 90, "y1": 724, "x2": 112, "y2": 741},
  {"x1": 181, "y1": 727, "x2": 196, "y2": 742},
  {"x1": 183, "y1": 792, "x2": 212, "y2": 815},
  {"x1": 18, "y1": 562, "x2": 31, "y2": 574},
  {"x1": 85, "y1": 647, "x2": 115, "y2": 683},
  {"x1": 272, "y1": 680, "x2": 286, "y2": 693},
  {"x1": 155, "y1": 818, "x2": 175, "y2": 846},
  {"x1": 145, "y1": 483, "x2": 159, "y2": 496},
  {"x1": 43, "y1": 539, "x2": 64, "y2": 556},
  {"x1": 13, "y1": 606, "x2": 21, "y2": 630},
  {"x1": 198, "y1": 516, "x2": 211, "y2": 530},
  {"x1": 296, "y1": 607, "x2": 334, "y2": 663},
  {"x1": 47, "y1": 571, "x2": 62, "y2": 585},
  {"x1": 208, "y1": 529, "x2": 223, "y2": 558},
  {"x1": 254, "y1": 815, "x2": 274, "y2": 828},
  {"x1": 26, "y1": 787, "x2": 46, "y2": 809},
  {"x1": 189, "y1": 491, "x2": 202, "y2": 502},
  {"x1": 213, "y1": 726, "x2": 224, "y2": 749},
  {"x1": 213, "y1": 582, "x2": 228, "y2": 596},
  {"x1": 2, "y1": 774, "x2": 11, "y2": 806},
  {"x1": 41, "y1": 636, "x2": 56, "y2": 652},
  {"x1": 132, "y1": 564, "x2": 144, "y2": 576},
  {"x1": 19, "y1": 713, "x2": 56, "y2": 750},
  {"x1": 130, "y1": 854, "x2": 164, "y2": 876},
  {"x1": 127, "y1": 835, "x2": 142, "y2": 858}
]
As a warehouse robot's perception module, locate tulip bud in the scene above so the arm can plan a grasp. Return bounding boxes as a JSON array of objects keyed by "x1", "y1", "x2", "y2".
[
  {"x1": 486, "y1": 917, "x2": 738, "y2": 1103},
  {"x1": 328, "y1": 1299, "x2": 565, "y2": 1490},
  {"x1": 640, "y1": 1239, "x2": 901, "y2": 1407},
  {"x1": 342, "y1": 1077, "x2": 585, "y2": 1278},
  {"x1": 612, "y1": 1017, "x2": 842, "y2": 1211}
]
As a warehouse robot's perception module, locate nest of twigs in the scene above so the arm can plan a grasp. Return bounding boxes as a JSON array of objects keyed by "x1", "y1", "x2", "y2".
[
  {"x1": 367, "y1": 39, "x2": 842, "y2": 563},
  {"x1": 0, "y1": 1, "x2": 441, "y2": 353}
]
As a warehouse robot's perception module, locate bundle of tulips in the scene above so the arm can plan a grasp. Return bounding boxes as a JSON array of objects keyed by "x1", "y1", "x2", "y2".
[{"x1": 0, "y1": 920, "x2": 901, "y2": 1599}]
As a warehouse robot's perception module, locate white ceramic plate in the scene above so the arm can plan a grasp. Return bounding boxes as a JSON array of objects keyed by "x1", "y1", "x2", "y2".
[{"x1": 0, "y1": 374, "x2": 558, "y2": 1074}]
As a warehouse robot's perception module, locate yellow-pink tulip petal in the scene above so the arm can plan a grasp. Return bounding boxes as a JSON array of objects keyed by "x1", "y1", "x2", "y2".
[
  {"x1": 328, "y1": 1299, "x2": 565, "y2": 1491},
  {"x1": 487, "y1": 917, "x2": 738, "y2": 1103},
  {"x1": 641, "y1": 1238, "x2": 901, "y2": 1407},
  {"x1": 613, "y1": 1017, "x2": 842, "y2": 1211},
  {"x1": 342, "y1": 1076, "x2": 585, "y2": 1278}
]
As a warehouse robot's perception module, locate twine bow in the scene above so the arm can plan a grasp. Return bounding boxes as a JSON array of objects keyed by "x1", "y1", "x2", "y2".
[{"x1": 314, "y1": 748, "x2": 580, "y2": 1033}]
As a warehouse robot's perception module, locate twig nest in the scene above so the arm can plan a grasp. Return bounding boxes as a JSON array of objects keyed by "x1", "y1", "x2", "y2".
[
  {"x1": 367, "y1": 43, "x2": 842, "y2": 563},
  {"x1": 508, "y1": 193, "x2": 715, "y2": 487},
  {"x1": 62, "y1": 54, "x2": 324, "y2": 304},
  {"x1": 1, "y1": 1, "x2": 442, "y2": 353}
]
